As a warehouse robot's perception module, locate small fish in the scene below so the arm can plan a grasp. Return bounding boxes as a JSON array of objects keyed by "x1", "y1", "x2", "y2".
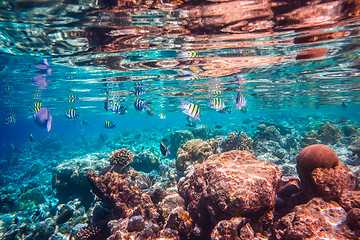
[
  {"x1": 104, "y1": 121, "x2": 116, "y2": 129},
  {"x1": 234, "y1": 74, "x2": 245, "y2": 89},
  {"x1": 235, "y1": 92, "x2": 247, "y2": 109},
  {"x1": 65, "y1": 109, "x2": 79, "y2": 119},
  {"x1": 213, "y1": 91, "x2": 222, "y2": 95},
  {"x1": 159, "y1": 112, "x2": 166, "y2": 119},
  {"x1": 147, "y1": 109, "x2": 155, "y2": 116},
  {"x1": 68, "y1": 94, "x2": 77, "y2": 102},
  {"x1": 32, "y1": 103, "x2": 42, "y2": 114},
  {"x1": 342, "y1": 102, "x2": 347, "y2": 109},
  {"x1": 117, "y1": 105, "x2": 127, "y2": 115},
  {"x1": 215, "y1": 124, "x2": 222, "y2": 129},
  {"x1": 34, "y1": 107, "x2": 52, "y2": 132},
  {"x1": 134, "y1": 82, "x2": 146, "y2": 96},
  {"x1": 178, "y1": 51, "x2": 199, "y2": 58},
  {"x1": 5, "y1": 115, "x2": 15, "y2": 125},
  {"x1": 178, "y1": 100, "x2": 201, "y2": 121},
  {"x1": 218, "y1": 107, "x2": 231, "y2": 114},
  {"x1": 55, "y1": 205, "x2": 74, "y2": 225},
  {"x1": 33, "y1": 59, "x2": 50, "y2": 70},
  {"x1": 30, "y1": 134, "x2": 34, "y2": 142},
  {"x1": 209, "y1": 98, "x2": 226, "y2": 111},
  {"x1": 104, "y1": 98, "x2": 110, "y2": 111},
  {"x1": 111, "y1": 102, "x2": 127, "y2": 115},
  {"x1": 329, "y1": 119, "x2": 348, "y2": 124},
  {"x1": 134, "y1": 98, "x2": 150, "y2": 111},
  {"x1": 160, "y1": 142, "x2": 171, "y2": 156}
]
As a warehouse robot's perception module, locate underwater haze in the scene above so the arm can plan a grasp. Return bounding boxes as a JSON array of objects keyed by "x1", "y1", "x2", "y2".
[{"x1": 1, "y1": 0, "x2": 360, "y2": 239}]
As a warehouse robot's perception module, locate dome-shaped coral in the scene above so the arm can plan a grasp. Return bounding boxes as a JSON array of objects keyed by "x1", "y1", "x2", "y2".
[{"x1": 110, "y1": 148, "x2": 133, "y2": 167}]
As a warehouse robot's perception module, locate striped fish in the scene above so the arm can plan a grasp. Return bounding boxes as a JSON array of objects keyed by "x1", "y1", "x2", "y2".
[
  {"x1": 5, "y1": 115, "x2": 15, "y2": 125},
  {"x1": 68, "y1": 94, "x2": 77, "y2": 102},
  {"x1": 104, "y1": 121, "x2": 116, "y2": 129},
  {"x1": 134, "y1": 82, "x2": 146, "y2": 96},
  {"x1": 209, "y1": 98, "x2": 226, "y2": 111},
  {"x1": 235, "y1": 92, "x2": 247, "y2": 110},
  {"x1": 134, "y1": 98, "x2": 150, "y2": 111},
  {"x1": 178, "y1": 100, "x2": 201, "y2": 121},
  {"x1": 33, "y1": 103, "x2": 42, "y2": 114},
  {"x1": 65, "y1": 109, "x2": 79, "y2": 119}
]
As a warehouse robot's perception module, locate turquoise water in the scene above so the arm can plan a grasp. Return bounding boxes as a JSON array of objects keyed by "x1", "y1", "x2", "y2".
[{"x1": 1, "y1": 0, "x2": 360, "y2": 239}]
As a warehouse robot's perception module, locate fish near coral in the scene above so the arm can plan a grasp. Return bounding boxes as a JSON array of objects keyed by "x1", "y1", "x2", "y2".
[
  {"x1": 34, "y1": 107, "x2": 52, "y2": 132},
  {"x1": 55, "y1": 205, "x2": 74, "y2": 225}
]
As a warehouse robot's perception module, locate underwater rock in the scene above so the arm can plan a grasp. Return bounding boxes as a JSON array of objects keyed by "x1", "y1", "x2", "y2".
[
  {"x1": 346, "y1": 208, "x2": 360, "y2": 234},
  {"x1": 109, "y1": 148, "x2": 133, "y2": 173},
  {"x1": 72, "y1": 223, "x2": 109, "y2": 240},
  {"x1": 348, "y1": 139, "x2": 360, "y2": 157},
  {"x1": 178, "y1": 150, "x2": 282, "y2": 238},
  {"x1": 220, "y1": 131, "x2": 253, "y2": 153},
  {"x1": 318, "y1": 122, "x2": 342, "y2": 145},
  {"x1": 191, "y1": 125, "x2": 209, "y2": 140},
  {"x1": 296, "y1": 144, "x2": 339, "y2": 195},
  {"x1": 127, "y1": 215, "x2": 145, "y2": 232},
  {"x1": 52, "y1": 153, "x2": 109, "y2": 208},
  {"x1": 210, "y1": 219, "x2": 239, "y2": 240},
  {"x1": 164, "y1": 207, "x2": 193, "y2": 238},
  {"x1": 342, "y1": 124, "x2": 360, "y2": 137},
  {"x1": 17, "y1": 188, "x2": 46, "y2": 211},
  {"x1": 311, "y1": 161, "x2": 356, "y2": 203},
  {"x1": 132, "y1": 151, "x2": 160, "y2": 173},
  {"x1": 301, "y1": 130, "x2": 320, "y2": 148},
  {"x1": 253, "y1": 125, "x2": 282, "y2": 143},
  {"x1": 273, "y1": 198, "x2": 354, "y2": 240},
  {"x1": 159, "y1": 193, "x2": 186, "y2": 220},
  {"x1": 32, "y1": 218, "x2": 56, "y2": 239},
  {"x1": 86, "y1": 171, "x2": 157, "y2": 219},
  {"x1": 169, "y1": 130, "x2": 194, "y2": 158},
  {"x1": 176, "y1": 139, "x2": 216, "y2": 171}
]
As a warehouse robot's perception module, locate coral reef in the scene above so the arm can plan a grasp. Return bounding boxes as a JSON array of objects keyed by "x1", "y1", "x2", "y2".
[
  {"x1": 132, "y1": 151, "x2": 160, "y2": 173},
  {"x1": 220, "y1": 131, "x2": 253, "y2": 153},
  {"x1": 17, "y1": 188, "x2": 46, "y2": 211},
  {"x1": 169, "y1": 130, "x2": 194, "y2": 158},
  {"x1": 176, "y1": 139, "x2": 216, "y2": 171},
  {"x1": 342, "y1": 124, "x2": 360, "y2": 137},
  {"x1": 273, "y1": 198, "x2": 354, "y2": 240},
  {"x1": 296, "y1": 144, "x2": 339, "y2": 195},
  {"x1": 301, "y1": 130, "x2": 320, "y2": 147},
  {"x1": 318, "y1": 122, "x2": 342, "y2": 145},
  {"x1": 348, "y1": 139, "x2": 360, "y2": 157},
  {"x1": 191, "y1": 125, "x2": 209, "y2": 140},
  {"x1": 109, "y1": 148, "x2": 133, "y2": 173},
  {"x1": 178, "y1": 150, "x2": 282, "y2": 238},
  {"x1": 52, "y1": 153, "x2": 109, "y2": 207}
]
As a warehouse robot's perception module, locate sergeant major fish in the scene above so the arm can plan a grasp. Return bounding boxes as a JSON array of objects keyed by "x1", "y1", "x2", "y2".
[
  {"x1": 235, "y1": 92, "x2": 247, "y2": 110},
  {"x1": 65, "y1": 109, "x2": 79, "y2": 119},
  {"x1": 134, "y1": 98, "x2": 150, "y2": 111},
  {"x1": 104, "y1": 121, "x2": 116, "y2": 129},
  {"x1": 178, "y1": 100, "x2": 201, "y2": 121},
  {"x1": 209, "y1": 98, "x2": 226, "y2": 111}
]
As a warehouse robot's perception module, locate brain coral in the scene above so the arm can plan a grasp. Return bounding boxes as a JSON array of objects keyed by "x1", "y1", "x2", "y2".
[
  {"x1": 109, "y1": 148, "x2": 133, "y2": 170},
  {"x1": 176, "y1": 139, "x2": 216, "y2": 171}
]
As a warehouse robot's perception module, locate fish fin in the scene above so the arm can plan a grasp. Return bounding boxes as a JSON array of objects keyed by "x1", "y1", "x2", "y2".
[
  {"x1": 47, "y1": 116, "x2": 52, "y2": 132},
  {"x1": 178, "y1": 99, "x2": 186, "y2": 109},
  {"x1": 166, "y1": 145, "x2": 171, "y2": 156}
]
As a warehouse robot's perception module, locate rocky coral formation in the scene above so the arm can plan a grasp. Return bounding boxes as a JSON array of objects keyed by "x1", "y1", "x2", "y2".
[
  {"x1": 132, "y1": 151, "x2": 160, "y2": 173},
  {"x1": 169, "y1": 130, "x2": 194, "y2": 158},
  {"x1": 273, "y1": 197, "x2": 354, "y2": 240},
  {"x1": 178, "y1": 150, "x2": 282, "y2": 238},
  {"x1": 342, "y1": 124, "x2": 360, "y2": 137},
  {"x1": 52, "y1": 153, "x2": 109, "y2": 207},
  {"x1": 301, "y1": 130, "x2": 320, "y2": 147},
  {"x1": 296, "y1": 144, "x2": 339, "y2": 195},
  {"x1": 318, "y1": 122, "x2": 342, "y2": 145},
  {"x1": 220, "y1": 131, "x2": 253, "y2": 153},
  {"x1": 191, "y1": 125, "x2": 209, "y2": 140},
  {"x1": 348, "y1": 139, "x2": 360, "y2": 157},
  {"x1": 176, "y1": 139, "x2": 217, "y2": 171},
  {"x1": 109, "y1": 148, "x2": 133, "y2": 173}
]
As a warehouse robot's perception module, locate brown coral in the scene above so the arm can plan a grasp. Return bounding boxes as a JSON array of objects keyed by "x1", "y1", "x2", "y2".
[
  {"x1": 220, "y1": 131, "x2": 253, "y2": 153},
  {"x1": 108, "y1": 148, "x2": 133, "y2": 173},
  {"x1": 318, "y1": 122, "x2": 342, "y2": 145},
  {"x1": 176, "y1": 139, "x2": 216, "y2": 171},
  {"x1": 296, "y1": 144, "x2": 339, "y2": 194}
]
